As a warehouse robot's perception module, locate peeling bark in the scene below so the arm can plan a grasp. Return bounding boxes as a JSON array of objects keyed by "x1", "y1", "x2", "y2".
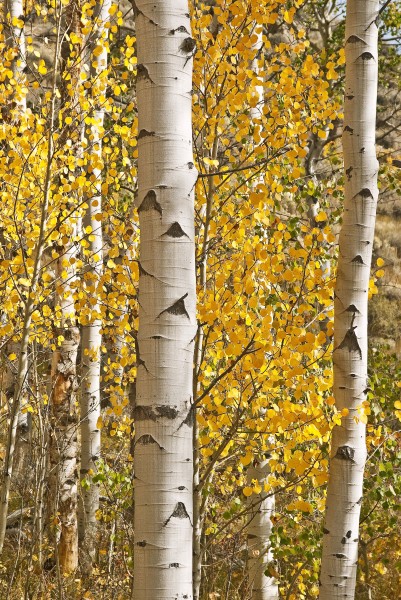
[{"x1": 133, "y1": 1, "x2": 197, "y2": 598}]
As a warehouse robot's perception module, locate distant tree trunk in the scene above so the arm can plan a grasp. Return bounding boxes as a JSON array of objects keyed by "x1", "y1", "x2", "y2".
[
  {"x1": 320, "y1": 1, "x2": 379, "y2": 598},
  {"x1": 4, "y1": 0, "x2": 30, "y2": 483},
  {"x1": 133, "y1": 1, "x2": 197, "y2": 598},
  {"x1": 5, "y1": 0, "x2": 27, "y2": 111},
  {"x1": 48, "y1": 1, "x2": 82, "y2": 574},
  {"x1": 245, "y1": 25, "x2": 279, "y2": 600},
  {"x1": 78, "y1": 0, "x2": 110, "y2": 559},
  {"x1": 50, "y1": 268, "x2": 80, "y2": 573},
  {"x1": 247, "y1": 459, "x2": 278, "y2": 600}
]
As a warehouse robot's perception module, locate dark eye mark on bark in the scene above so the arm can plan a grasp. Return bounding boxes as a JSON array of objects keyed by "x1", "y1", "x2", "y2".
[
  {"x1": 346, "y1": 166, "x2": 353, "y2": 180},
  {"x1": 156, "y1": 405, "x2": 179, "y2": 419},
  {"x1": 137, "y1": 540, "x2": 147, "y2": 547},
  {"x1": 344, "y1": 304, "x2": 360, "y2": 314},
  {"x1": 136, "y1": 434, "x2": 164, "y2": 449},
  {"x1": 333, "y1": 553, "x2": 347, "y2": 559},
  {"x1": 134, "y1": 406, "x2": 157, "y2": 421},
  {"x1": 138, "y1": 129, "x2": 155, "y2": 140},
  {"x1": 344, "y1": 125, "x2": 354, "y2": 134},
  {"x1": 137, "y1": 64, "x2": 154, "y2": 83},
  {"x1": 356, "y1": 188, "x2": 373, "y2": 199},
  {"x1": 162, "y1": 222, "x2": 189, "y2": 238},
  {"x1": 323, "y1": 528, "x2": 330, "y2": 534},
  {"x1": 163, "y1": 502, "x2": 191, "y2": 527},
  {"x1": 177, "y1": 405, "x2": 194, "y2": 431},
  {"x1": 335, "y1": 325, "x2": 362, "y2": 359},
  {"x1": 346, "y1": 35, "x2": 367, "y2": 44},
  {"x1": 170, "y1": 26, "x2": 190, "y2": 35},
  {"x1": 180, "y1": 37, "x2": 196, "y2": 53},
  {"x1": 138, "y1": 190, "x2": 162, "y2": 215},
  {"x1": 346, "y1": 530, "x2": 352, "y2": 538},
  {"x1": 158, "y1": 293, "x2": 190, "y2": 319},
  {"x1": 351, "y1": 255, "x2": 365, "y2": 264},
  {"x1": 335, "y1": 446, "x2": 355, "y2": 462},
  {"x1": 169, "y1": 562, "x2": 180, "y2": 568},
  {"x1": 360, "y1": 52, "x2": 374, "y2": 61},
  {"x1": 134, "y1": 405, "x2": 179, "y2": 421}
]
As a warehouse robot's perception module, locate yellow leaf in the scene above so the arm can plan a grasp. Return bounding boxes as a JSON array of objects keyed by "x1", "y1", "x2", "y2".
[
  {"x1": 283, "y1": 9, "x2": 293, "y2": 24},
  {"x1": 243, "y1": 487, "x2": 253, "y2": 497},
  {"x1": 38, "y1": 60, "x2": 47, "y2": 75}
]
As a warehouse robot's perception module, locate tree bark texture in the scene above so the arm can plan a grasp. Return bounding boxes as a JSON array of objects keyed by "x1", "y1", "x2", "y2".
[
  {"x1": 78, "y1": 0, "x2": 110, "y2": 557},
  {"x1": 133, "y1": 1, "x2": 197, "y2": 598},
  {"x1": 320, "y1": 2, "x2": 379, "y2": 598},
  {"x1": 246, "y1": 26, "x2": 279, "y2": 600},
  {"x1": 5, "y1": 0, "x2": 27, "y2": 110},
  {"x1": 4, "y1": 0, "x2": 30, "y2": 485},
  {"x1": 247, "y1": 460, "x2": 278, "y2": 600},
  {"x1": 50, "y1": 242, "x2": 80, "y2": 574}
]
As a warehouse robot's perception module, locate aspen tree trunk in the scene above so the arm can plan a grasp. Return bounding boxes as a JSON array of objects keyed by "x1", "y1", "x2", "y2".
[
  {"x1": 50, "y1": 250, "x2": 80, "y2": 573},
  {"x1": 247, "y1": 460, "x2": 277, "y2": 600},
  {"x1": 79, "y1": 0, "x2": 110, "y2": 557},
  {"x1": 5, "y1": 0, "x2": 26, "y2": 110},
  {"x1": 0, "y1": 5, "x2": 62, "y2": 553},
  {"x1": 133, "y1": 1, "x2": 197, "y2": 598},
  {"x1": 48, "y1": 2, "x2": 82, "y2": 574},
  {"x1": 320, "y1": 1, "x2": 379, "y2": 598},
  {"x1": 245, "y1": 26, "x2": 279, "y2": 600},
  {"x1": 4, "y1": 0, "x2": 31, "y2": 481},
  {"x1": 192, "y1": 146, "x2": 216, "y2": 599}
]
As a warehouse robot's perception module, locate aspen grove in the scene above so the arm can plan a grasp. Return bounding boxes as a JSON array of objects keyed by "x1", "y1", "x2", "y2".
[{"x1": 0, "y1": 0, "x2": 400, "y2": 599}]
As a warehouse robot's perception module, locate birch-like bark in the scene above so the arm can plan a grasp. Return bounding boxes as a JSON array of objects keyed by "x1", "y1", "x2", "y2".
[
  {"x1": 79, "y1": 0, "x2": 110, "y2": 557},
  {"x1": 47, "y1": 2, "x2": 82, "y2": 574},
  {"x1": 133, "y1": 1, "x2": 197, "y2": 598},
  {"x1": 193, "y1": 134, "x2": 218, "y2": 600},
  {"x1": 4, "y1": 0, "x2": 30, "y2": 482},
  {"x1": 5, "y1": 0, "x2": 27, "y2": 111},
  {"x1": 247, "y1": 460, "x2": 277, "y2": 600},
  {"x1": 245, "y1": 26, "x2": 279, "y2": 600},
  {"x1": 50, "y1": 236, "x2": 80, "y2": 574},
  {"x1": 320, "y1": 1, "x2": 379, "y2": 597}
]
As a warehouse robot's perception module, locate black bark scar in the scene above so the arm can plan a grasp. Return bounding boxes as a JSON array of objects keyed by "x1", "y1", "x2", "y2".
[
  {"x1": 138, "y1": 190, "x2": 162, "y2": 215},
  {"x1": 158, "y1": 293, "x2": 190, "y2": 319}
]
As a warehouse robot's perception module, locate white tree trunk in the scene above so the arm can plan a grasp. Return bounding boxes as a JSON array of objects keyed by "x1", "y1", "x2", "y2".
[
  {"x1": 5, "y1": 0, "x2": 27, "y2": 111},
  {"x1": 50, "y1": 230, "x2": 80, "y2": 574},
  {"x1": 78, "y1": 0, "x2": 110, "y2": 558},
  {"x1": 320, "y1": 1, "x2": 379, "y2": 598},
  {"x1": 133, "y1": 1, "x2": 197, "y2": 598},
  {"x1": 247, "y1": 460, "x2": 278, "y2": 600},
  {"x1": 246, "y1": 26, "x2": 279, "y2": 600},
  {"x1": 4, "y1": 0, "x2": 30, "y2": 484}
]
